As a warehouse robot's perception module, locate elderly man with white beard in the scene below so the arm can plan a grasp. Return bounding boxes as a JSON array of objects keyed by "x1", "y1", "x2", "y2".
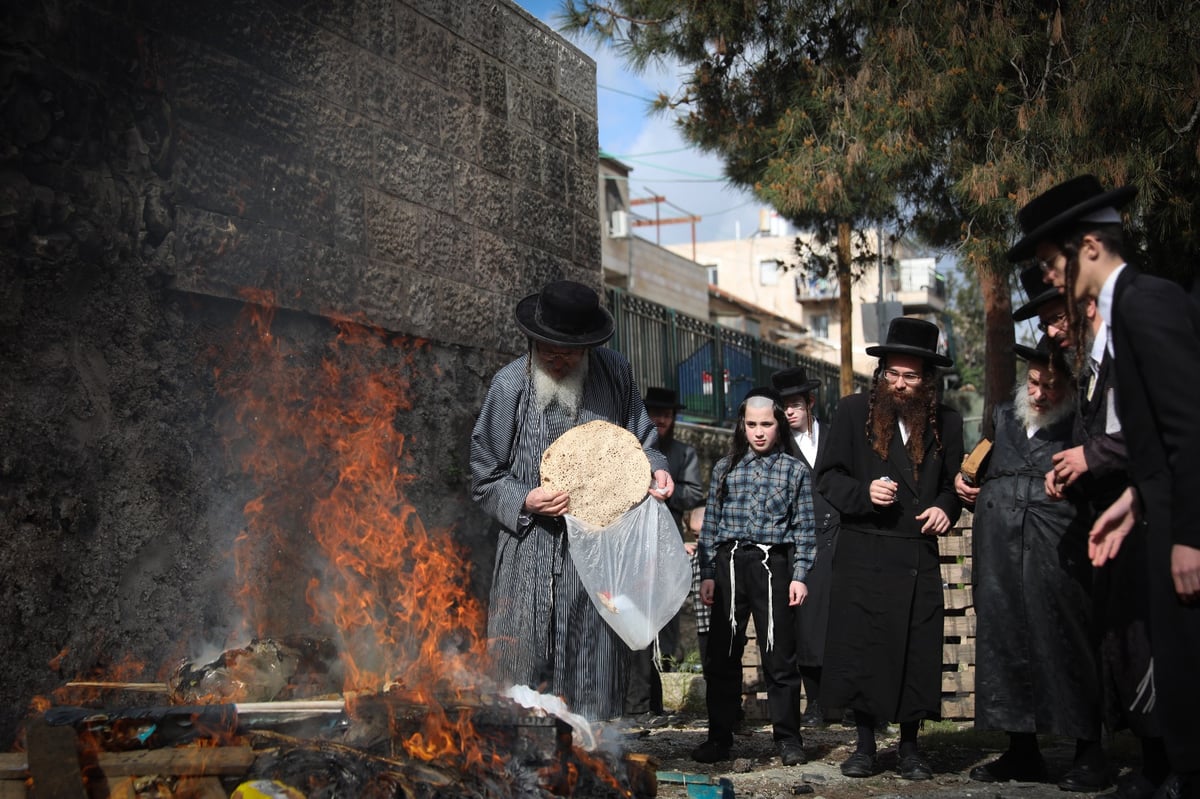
[
  {"x1": 469, "y1": 280, "x2": 674, "y2": 721},
  {"x1": 956, "y1": 337, "x2": 1108, "y2": 791}
]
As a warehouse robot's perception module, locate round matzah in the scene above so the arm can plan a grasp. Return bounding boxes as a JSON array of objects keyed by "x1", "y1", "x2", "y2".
[{"x1": 540, "y1": 420, "x2": 651, "y2": 527}]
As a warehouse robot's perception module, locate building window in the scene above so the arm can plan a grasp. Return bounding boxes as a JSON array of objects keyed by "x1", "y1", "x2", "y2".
[
  {"x1": 759, "y1": 259, "x2": 780, "y2": 286},
  {"x1": 705, "y1": 264, "x2": 719, "y2": 286},
  {"x1": 810, "y1": 313, "x2": 830, "y2": 340}
]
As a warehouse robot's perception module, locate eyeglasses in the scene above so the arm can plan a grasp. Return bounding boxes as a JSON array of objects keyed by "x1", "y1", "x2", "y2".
[
  {"x1": 536, "y1": 345, "x2": 585, "y2": 365},
  {"x1": 883, "y1": 368, "x2": 923, "y2": 385},
  {"x1": 1037, "y1": 311, "x2": 1069, "y2": 333}
]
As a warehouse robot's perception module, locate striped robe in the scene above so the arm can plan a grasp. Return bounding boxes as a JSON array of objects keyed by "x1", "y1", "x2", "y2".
[{"x1": 470, "y1": 347, "x2": 667, "y2": 719}]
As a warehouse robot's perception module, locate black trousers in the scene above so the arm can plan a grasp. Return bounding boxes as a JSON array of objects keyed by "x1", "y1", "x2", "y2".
[{"x1": 703, "y1": 542, "x2": 801, "y2": 745}]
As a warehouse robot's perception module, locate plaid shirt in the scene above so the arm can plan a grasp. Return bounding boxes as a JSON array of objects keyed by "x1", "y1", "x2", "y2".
[{"x1": 698, "y1": 450, "x2": 816, "y2": 582}]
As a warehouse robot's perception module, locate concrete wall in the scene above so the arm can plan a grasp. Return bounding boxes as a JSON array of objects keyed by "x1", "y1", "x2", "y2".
[{"x1": 0, "y1": 0, "x2": 597, "y2": 746}]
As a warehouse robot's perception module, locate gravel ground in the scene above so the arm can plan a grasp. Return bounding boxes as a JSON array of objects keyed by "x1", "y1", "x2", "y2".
[{"x1": 610, "y1": 712, "x2": 1139, "y2": 799}]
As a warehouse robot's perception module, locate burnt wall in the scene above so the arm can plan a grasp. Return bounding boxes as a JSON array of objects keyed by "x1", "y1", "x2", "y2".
[{"x1": 0, "y1": 0, "x2": 598, "y2": 746}]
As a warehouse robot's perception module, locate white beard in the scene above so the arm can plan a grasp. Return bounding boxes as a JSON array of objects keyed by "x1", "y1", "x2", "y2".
[
  {"x1": 532, "y1": 354, "x2": 588, "y2": 418},
  {"x1": 1012, "y1": 380, "x2": 1074, "y2": 432}
]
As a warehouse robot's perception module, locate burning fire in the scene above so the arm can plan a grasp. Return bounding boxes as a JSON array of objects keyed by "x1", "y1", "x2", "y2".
[{"x1": 215, "y1": 290, "x2": 490, "y2": 761}]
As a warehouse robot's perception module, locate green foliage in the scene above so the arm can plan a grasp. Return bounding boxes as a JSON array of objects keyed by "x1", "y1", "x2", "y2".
[{"x1": 562, "y1": 0, "x2": 1200, "y2": 280}]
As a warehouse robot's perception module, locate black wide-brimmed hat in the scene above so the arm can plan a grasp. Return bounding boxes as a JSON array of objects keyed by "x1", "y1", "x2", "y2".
[
  {"x1": 515, "y1": 280, "x2": 614, "y2": 347},
  {"x1": 644, "y1": 387, "x2": 685, "y2": 410},
  {"x1": 866, "y1": 317, "x2": 953, "y2": 368},
  {"x1": 771, "y1": 366, "x2": 821, "y2": 397},
  {"x1": 1007, "y1": 175, "x2": 1137, "y2": 263},
  {"x1": 1014, "y1": 334, "x2": 1059, "y2": 364},
  {"x1": 1012, "y1": 264, "x2": 1065, "y2": 321}
]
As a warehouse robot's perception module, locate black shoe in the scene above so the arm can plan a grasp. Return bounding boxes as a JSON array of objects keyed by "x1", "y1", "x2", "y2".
[
  {"x1": 899, "y1": 753, "x2": 933, "y2": 780},
  {"x1": 800, "y1": 701, "x2": 825, "y2": 727},
  {"x1": 969, "y1": 751, "x2": 1048, "y2": 783},
  {"x1": 691, "y1": 739, "x2": 731, "y2": 763},
  {"x1": 1059, "y1": 763, "x2": 1112, "y2": 792},
  {"x1": 1151, "y1": 774, "x2": 1186, "y2": 799},
  {"x1": 1098, "y1": 774, "x2": 1159, "y2": 799},
  {"x1": 841, "y1": 751, "x2": 877, "y2": 778},
  {"x1": 629, "y1": 711, "x2": 669, "y2": 729},
  {"x1": 778, "y1": 739, "x2": 807, "y2": 766}
]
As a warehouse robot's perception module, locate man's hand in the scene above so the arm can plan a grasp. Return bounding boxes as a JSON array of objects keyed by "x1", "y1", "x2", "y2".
[
  {"x1": 1051, "y1": 446, "x2": 1089, "y2": 488},
  {"x1": 916, "y1": 506, "x2": 950, "y2": 535},
  {"x1": 683, "y1": 541, "x2": 697, "y2": 556},
  {"x1": 699, "y1": 578, "x2": 716, "y2": 606},
  {"x1": 869, "y1": 478, "x2": 897, "y2": 507},
  {"x1": 524, "y1": 486, "x2": 570, "y2": 516},
  {"x1": 1044, "y1": 469, "x2": 1066, "y2": 500},
  {"x1": 1171, "y1": 544, "x2": 1200, "y2": 603},
  {"x1": 648, "y1": 469, "x2": 675, "y2": 500},
  {"x1": 1089, "y1": 486, "x2": 1139, "y2": 567},
  {"x1": 788, "y1": 580, "x2": 808, "y2": 607},
  {"x1": 954, "y1": 472, "x2": 979, "y2": 505}
]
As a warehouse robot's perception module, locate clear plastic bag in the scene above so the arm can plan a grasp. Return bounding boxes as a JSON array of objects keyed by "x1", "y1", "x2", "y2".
[{"x1": 565, "y1": 496, "x2": 692, "y2": 650}]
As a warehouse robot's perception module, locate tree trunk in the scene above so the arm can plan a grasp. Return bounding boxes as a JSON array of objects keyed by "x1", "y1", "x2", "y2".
[
  {"x1": 837, "y1": 221, "x2": 855, "y2": 397},
  {"x1": 979, "y1": 267, "x2": 1015, "y2": 440}
]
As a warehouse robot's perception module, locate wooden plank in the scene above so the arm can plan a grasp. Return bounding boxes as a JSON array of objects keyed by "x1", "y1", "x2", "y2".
[
  {"x1": 107, "y1": 777, "x2": 138, "y2": 799},
  {"x1": 941, "y1": 695, "x2": 975, "y2": 719},
  {"x1": 943, "y1": 641, "x2": 976, "y2": 665},
  {"x1": 943, "y1": 587, "x2": 973, "y2": 610},
  {"x1": 939, "y1": 534, "x2": 973, "y2": 558},
  {"x1": 25, "y1": 718, "x2": 86, "y2": 799},
  {"x1": 943, "y1": 614, "x2": 977, "y2": 637},
  {"x1": 94, "y1": 745, "x2": 255, "y2": 778},
  {"x1": 941, "y1": 669, "x2": 975, "y2": 692},
  {"x1": 0, "y1": 753, "x2": 27, "y2": 780},
  {"x1": 941, "y1": 562, "x2": 972, "y2": 584},
  {"x1": 176, "y1": 776, "x2": 229, "y2": 799},
  {"x1": 0, "y1": 781, "x2": 25, "y2": 799}
]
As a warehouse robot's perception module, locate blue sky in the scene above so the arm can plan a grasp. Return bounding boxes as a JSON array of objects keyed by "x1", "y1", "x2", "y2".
[{"x1": 513, "y1": 0, "x2": 770, "y2": 247}]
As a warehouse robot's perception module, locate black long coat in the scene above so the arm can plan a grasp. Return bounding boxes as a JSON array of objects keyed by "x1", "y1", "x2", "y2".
[
  {"x1": 817, "y1": 392, "x2": 963, "y2": 722},
  {"x1": 791, "y1": 421, "x2": 839, "y2": 667},
  {"x1": 1110, "y1": 267, "x2": 1200, "y2": 770},
  {"x1": 1078, "y1": 345, "x2": 1158, "y2": 736},
  {"x1": 972, "y1": 403, "x2": 1099, "y2": 739}
]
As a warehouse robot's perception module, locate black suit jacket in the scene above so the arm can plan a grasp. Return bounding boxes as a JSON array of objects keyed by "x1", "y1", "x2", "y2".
[
  {"x1": 1074, "y1": 348, "x2": 1128, "y2": 508},
  {"x1": 1111, "y1": 266, "x2": 1200, "y2": 550},
  {"x1": 818, "y1": 392, "x2": 964, "y2": 538}
]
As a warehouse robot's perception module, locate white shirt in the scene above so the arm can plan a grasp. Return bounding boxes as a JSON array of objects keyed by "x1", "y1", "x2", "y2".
[
  {"x1": 1096, "y1": 263, "x2": 1127, "y2": 358},
  {"x1": 792, "y1": 418, "x2": 821, "y2": 467}
]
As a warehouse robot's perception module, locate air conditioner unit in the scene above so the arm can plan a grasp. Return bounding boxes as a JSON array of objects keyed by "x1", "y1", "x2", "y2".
[{"x1": 608, "y1": 209, "x2": 629, "y2": 238}]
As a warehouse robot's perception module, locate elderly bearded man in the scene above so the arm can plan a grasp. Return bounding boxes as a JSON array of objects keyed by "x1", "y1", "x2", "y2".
[
  {"x1": 470, "y1": 280, "x2": 675, "y2": 720},
  {"x1": 957, "y1": 337, "x2": 1108, "y2": 792},
  {"x1": 817, "y1": 317, "x2": 963, "y2": 780}
]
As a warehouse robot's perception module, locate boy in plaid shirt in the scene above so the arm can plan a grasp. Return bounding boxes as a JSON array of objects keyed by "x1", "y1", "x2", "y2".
[{"x1": 692, "y1": 387, "x2": 816, "y2": 767}]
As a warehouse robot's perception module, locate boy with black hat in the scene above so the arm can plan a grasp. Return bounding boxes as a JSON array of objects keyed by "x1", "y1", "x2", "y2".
[
  {"x1": 817, "y1": 317, "x2": 964, "y2": 780},
  {"x1": 1009, "y1": 176, "x2": 1200, "y2": 797},
  {"x1": 624, "y1": 387, "x2": 705, "y2": 724},
  {"x1": 469, "y1": 280, "x2": 675, "y2": 721},
  {"x1": 771, "y1": 366, "x2": 839, "y2": 727}
]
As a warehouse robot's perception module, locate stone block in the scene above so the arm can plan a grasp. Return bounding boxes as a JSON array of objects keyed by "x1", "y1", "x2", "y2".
[
  {"x1": 574, "y1": 210, "x2": 600, "y2": 266},
  {"x1": 480, "y1": 60, "x2": 508, "y2": 119},
  {"x1": 472, "y1": 228, "x2": 524, "y2": 298},
  {"x1": 509, "y1": 131, "x2": 545, "y2": 189},
  {"x1": 375, "y1": 129, "x2": 456, "y2": 214},
  {"x1": 291, "y1": 0, "x2": 397, "y2": 60},
  {"x1": 455, "y1": 161, "x2": 514, "y2": 231},
  {"x1": 358, "y1": 59, "x2": 445, "y2": 149},
  {"x1": 515, "y1": 186, "x2": 571, "y2": 259},
  {"x1": 420, "y1": 211, "x2": 477, "y2": 285},
  {"x1": 396, "y1": 4, "x2": 451, "y2": 84},
  {"x1": 531, "y1": 89, "x2": 574, "y2": 152},
  {"x1": 363, "y1": 188, "x2": 425, "y2": 269},
  {"x1": 447, "y1": 39, "x2": 483, "y2": 105},
  {"x1": 443, "y1": 95, "x2": 481, "y2": 164},
  {"x1": 478, "y1": 117, "x2": 512, "y2": 179},
  {"x1": 557, "y1": 48, "x2": 596, "y2": 114},
  {"x1": 661, "y1": 672, "x2": 706, "y2": 714}
]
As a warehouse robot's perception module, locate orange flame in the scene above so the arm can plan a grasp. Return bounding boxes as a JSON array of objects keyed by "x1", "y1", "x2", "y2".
[{"x1": 213, "y1": 290, "x2": 491, "y2": 765}]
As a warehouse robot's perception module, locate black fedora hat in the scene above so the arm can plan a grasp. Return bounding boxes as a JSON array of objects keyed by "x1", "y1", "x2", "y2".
[
  {"x1": 1012, "y1": 264, "x2": 1065, "y2": 321},
  {"x1": 771, "y1": 366, "x2": 821, "y2": 397},
  {"x1": 515, "y1": 280, "x2": 614, "y2": 347},
  {"x1": 1014, "y1": 334, "x2": 1059, "y2": 364},
  {"x1": 1007, "y1": 175, "x2": 1137, "y2": 263},
  {"x1": 866, "y1": 317, "x2": 952, "y2": 368},
  {"x1": 644, "y1": 387, "x2": 685, "y2": 410}
]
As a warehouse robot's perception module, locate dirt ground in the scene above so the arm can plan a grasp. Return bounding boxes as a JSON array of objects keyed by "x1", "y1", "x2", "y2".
[{"x1": 612, "y1": 712, "x2": 1140, "y2": 799}]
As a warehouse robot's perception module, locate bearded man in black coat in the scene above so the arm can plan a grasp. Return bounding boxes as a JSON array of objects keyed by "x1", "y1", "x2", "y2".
[{"x1": 818, "y1": 317, "x2": 963, "y2": 781}]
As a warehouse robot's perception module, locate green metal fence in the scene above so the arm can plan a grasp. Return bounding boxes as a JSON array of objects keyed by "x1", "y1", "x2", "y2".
[{"x1": 606, "y1": 287, "x2": 870, "y2": 427}]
